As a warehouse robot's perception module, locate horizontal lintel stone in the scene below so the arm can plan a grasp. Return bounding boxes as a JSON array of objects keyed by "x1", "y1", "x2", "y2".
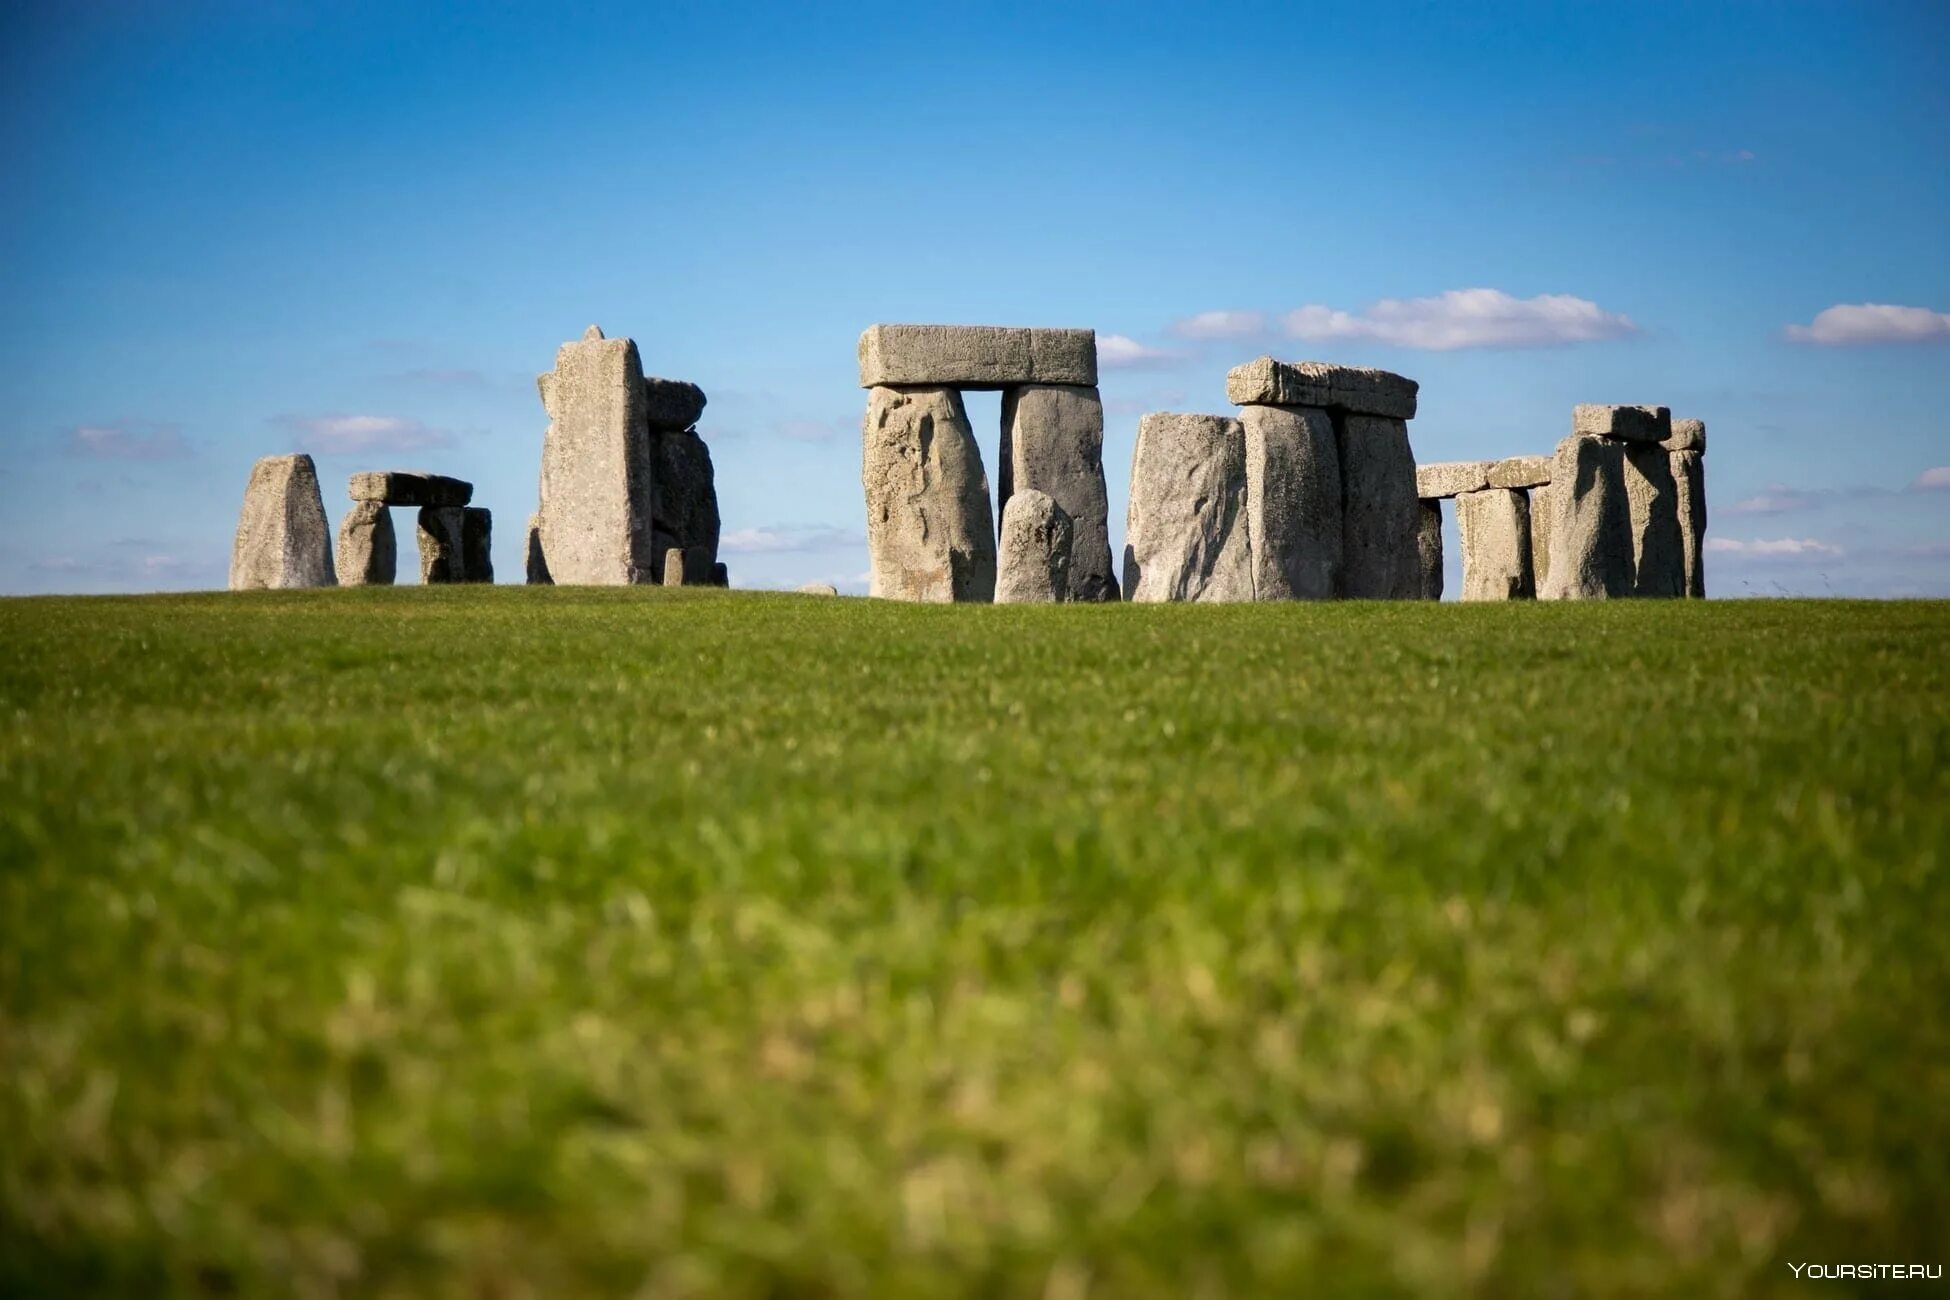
[
  {"x1": 1487, "y1": 454, "x2": 1553, "y2": 489},
  {"x1": 1415, "y1": 460, "x2": 1493, "y2": 499},
  {"x1": 857, "y1": 324, "x2": 1097, "y2": 389},
  {"x1": 348, "y1": 471, "x2": 473, "y2": 507},
  {"x1": 644, "y1": 377, "x2": 707, "y2": 431},
  {"x1": 1572, "y1": 404, "x2": 1672, "y2": 443},
  {"x1": 1225, "y1": 357, "x2": 1418, "y2": 419},
  {"x1": 1666, "y1": 418, "x2": 1706, "y2": 454}
]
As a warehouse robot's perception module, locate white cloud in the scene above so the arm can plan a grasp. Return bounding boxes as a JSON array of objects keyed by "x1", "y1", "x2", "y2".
[
  {"x1": 1168, "y1": 310, "x2": 1268, "y2": 340},
  {"x1": 1911, "y1": 466, "x2": 1950, "y2": 492},
  {"x1": 720, "y1": 525, "x2": 864, "y2": 555},
  {"x1": 273, "y1": 414, "x2": 453, "y2": 454},
  {"x1": 1281, "y1": 288, "x2": 1638, "y2": 351},
  {"x1": 1096, "y1": 334, "x2": 1186, "y2": 370},
  {"x1": 1704, "y1": 537, "x2": 1844, "y2": 558},
  {"x1": 1784, "y1": 304, "x2": 1950, "y2": 346},
  {"x1": 65, "y1": 423, "x2": 191, "y2": 460}
]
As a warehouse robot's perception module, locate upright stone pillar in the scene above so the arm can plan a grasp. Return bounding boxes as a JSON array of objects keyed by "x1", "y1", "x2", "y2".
[
  {"x1": 230, "y1": 454, "x2": 336, "y2": 590},
  {"x1": 1123, "y1": 413, "x2": 1253, "y2": 602},
  {"x1": 662, "y1": 548, "x2": 687, "y2": 587},
  {"x1": 534, "y1": 325, "x2": 657, "y2": 585},
  {"x1": 1539, "y1": 434, "x2": 1634, "y2": 600},
  {"x1": 1623, "y1": 444, "x2": 1684, "y2": 597},
  {"x1": 524, "y1": 514, "x2": 551, "y2": 585},
  {"x1": 1487, "y1": 456, "x2": 1553, "y2": 595},
  {"x1": 862, "y1": 386, "x2": 997, "y2": 602},
  {"x1": 417, "y1": 506, "x2": 465, "y2": 584},
  {"x1": 461, "y1": 507, "x2": 493, "y2": 583},
  {"x1": 995, "y1": 489, "x2": 1074, "y2": 604},
  {"x1": 999, "y1": 384, "x2": 1116, "y2": 601},
  {"x1": 1239, "y1": 404, "x2": 1342, "y2": 600},
  {"x1": 1668, "y1": 419, "x2": 1707, "y2": 598},
  {"x1": 1416, "y1": 500, "x2": 1443, "y2": 600},
  {"x1": 336, "y1": 501, "x2": 396, "y2": 586},
  {"x1": 1456, "y1": 488, "x2": 1534, "y2": 601}
]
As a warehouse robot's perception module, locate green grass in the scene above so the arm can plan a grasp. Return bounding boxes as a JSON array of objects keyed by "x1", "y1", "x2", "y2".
[{"x1": 2, "y1": 589, "x2": 1946, "y2": 1298}]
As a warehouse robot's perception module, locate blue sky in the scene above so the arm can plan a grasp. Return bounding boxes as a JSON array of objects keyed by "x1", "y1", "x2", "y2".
[{"x1": 3, "y1": 0, "x2": 1946, "y2": 596}]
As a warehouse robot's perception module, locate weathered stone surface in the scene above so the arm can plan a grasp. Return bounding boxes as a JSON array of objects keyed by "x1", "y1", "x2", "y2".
[
  {"x1": 1336, "y1": 415, "x2": 1422, "y2": 598},
  {"x1": 711, "y1": 562, "x2": 728, "y2": 588},
  {"x1": 857, "y1": 325, "x2": 1097, "y2": 389},
  {"x1": 1673, "y1": 449, "x2": 1707, "y2": 598},
  {"x1": 797, "y1": 582, "x2": 839, "y2": 596},
  {"x1": 1123, "y1": 413, "x2": 1253, "y2": 603},
  {"x1": 524, "y1": 513, "x2": 551, "y2": 585},
  {"x1": 662, "y1": 548, "x2": 687, "y2": 586},
  {"x1": 1488, "y1": 455, "x2": 1553, "y2": 490},
  {"x1": 335, "y1": 500, "x2": 396, "y2": 586},
  {"x1": 1457, "y1": 488, "x2": 1534, "y2": 601},
  {"x1": 1241, "y1": 404, "x2": 1341, "y2": 599},
  {"x1": 230, "y1": 454, "x2": 337, "y2": 590},
  {"x1": 461, "y1": 507, "x2": 492, "y2": 584},
  {"x1": 1539, "y1": 436, "x2": 1634, "y2": 600},
  {"x1": 1573, "y1": 404, "x2": 1672, "y2": 444},
  {"x1": 1666, "y1": 418, "x2": 1707, "y2": 454},
  {"x1": 1225, "y1": 358, "x2": 1418, "y2": 419},
  {"x1": 1622, "y1": 443, "x2": 1685, "y2": 597},
  {"x1": 995, "y1": 489, "x2": 1074, "y2": 604},
  {"x1": 1415, "y1": 460, "x2": 1493, "y2": 500},
  {"x1": 862, "y1": 385, "x2": 997, "y2": 602},
  {"x1": 1416, "y1": 500, "x2": 1443, "y2": 600},
  {"x1": 417, "y1": 506, "x2": 465, "y2": 584},
  {"x1": 1529, "y1": 482, "x2": 1554, "y2": 588},
  {"x1": 534, "y1": 325, "x2": 658, "y2": 585},
  {"x1": 347, "y1": 470, "x2": 472, "y2": 508},
  {"x1": 649, "y1": 429, "x2": 720, "y2": 583},
  {"x1": 643, "y1": 377, "x2": 706, "y2": 432},
  {"x1": 999, "y1": 384, "x2": 1116, "y2": 601}
]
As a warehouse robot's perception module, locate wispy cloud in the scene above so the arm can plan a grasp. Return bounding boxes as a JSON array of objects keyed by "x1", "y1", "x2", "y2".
[
  {"x1": 272, "y1": 413, "x2": 454, "y2": 454},
  {"x1": 1282, "y1": 288, "x2": 1638, "y2": 351},
  {"x1": 720, "y1": 525, "x2": 864, "y2": 555},
  {"x1": 64, "y1": 423, "x2": 192, "y2": 460},
  {"x1": 1168, "y1": 310, "x2": 1269, "y2": 340},
  {"x1": 1910, "y1": 467, "x2": 1950, "y2": 492},
  {"x1": 1705, "y1": 537, "x2": 1844, "y2": 559},
  {"x1": 1097, "y1": 334, "x2": 1187, "y2": 370},
  {"x1": 1784, "y1": 304, "x2": 1950, "y2": 346},
  {"x1": 1728, "y1": 470, "x2": 1950, "y2": 515}
]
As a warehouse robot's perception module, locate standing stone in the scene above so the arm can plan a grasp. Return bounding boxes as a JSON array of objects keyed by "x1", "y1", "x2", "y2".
[
  {"x1": 524, "y1": 513, "x2": 551, "y2": 585},
  {"x1": 417, "y1": 506, "x2": 465, "y2": 584},
  {"x1": 1673, "y1": 448, "x2": 1707, "y2": 598},
  {"x1": 535, "y1": 325, "x2": 658, "y2": 585},
  {"x1": 1240, "y1": 404, "x2": 1341, "y2": 600},
  {"x1": 861, "y1": 385, "x2": 996, "y2": 602},
  {"x1": 1529, "y1": 482, "x2": 1555, "y2": 589},
  {"x1": 1456, "y1": 488, "x2": 1534, "y2": 601},
  {"x1": 650, "y1": 428, "x2": 720, "y2": 584},
  {"x1": 995, "y1": 489, "x2": 1074, "y2": 604},
  {"x1": 1622, "y1": 443, "x2": 1684, "y2": 597},
  {"x1": 1416, "y1": 500, "x2": 1443, "y2": 600},
  {"x1": 1336, "y1": 415, "x2": 1421, "y2": 599},
  {"x1": 999, "y1": 384, "x2": 1117, "y2": 601},
  {"x1": 1539, "y1": 436, "x2": 1634, "y2": 600},
  {"x1": 1123, "y1": 413, "x2": 1253, "y2": 603},
  {"x1": 461, "y1": 507, "x2": 493, "y2": 584},
  {"x1": 711, "y1": 562, "x2": 729, "y2": 588},
  {"x1": 662, "y1": 548, "x2": 686, "y2": 587},
  {"x1": 230, "y1": 454, "x2": 337, "y2": 590},
  {"x1": 335, "y1": 500, "x2": 396, "y2": 586}
]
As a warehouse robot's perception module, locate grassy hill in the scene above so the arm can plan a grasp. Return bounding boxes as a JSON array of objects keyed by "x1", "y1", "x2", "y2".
[{"x1": 3, "y1": 589, "x2": 1946, "y2": 1297}]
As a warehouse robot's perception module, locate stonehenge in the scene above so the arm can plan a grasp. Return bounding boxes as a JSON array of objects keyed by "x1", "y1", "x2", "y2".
[
  {"x1": 230, "y1": 454, "x2": 337, "y2": 589},
  {"x1": 862, "y1": 384, "x2": 997, "y2": 602},
  {"x1": 1669, "y1": 420, "x2": 1708, "y2": 597},
  {"x1": 995, "y1": 489, "x2": 1074, "y2": 604},
  {"x1": 1240, "y1": 404, "x2": 1341, "y2": 601},
  {"x1": 1456, "y1": 488, "x2": 1534, "y2": 601},
  {"x1": 335, "y1": 500, "x2": 395, "y2": 586},
  {"x1": 1123, "y1": 413, "x2": 1253, "y2": 602},
  {"x1": 417, "y1": 506, "x2": 467, "y2": 584},
  {"x1": 1000, "y1": 384, "x2": 1118, "y2": 601},
  {"x1": 332, "y1": 470, "x2": 487, "y2": 586}
]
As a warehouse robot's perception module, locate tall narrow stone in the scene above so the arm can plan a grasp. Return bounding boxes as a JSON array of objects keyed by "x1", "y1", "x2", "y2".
[
  {"x1": 1538, "y1": 436, "x2": 1634, "y2": 600},
  {"x1": 1623, "y1": 443, "x2": 1685, "y2": 597},
  {"x1": 1673, "y1": 449, "x2": 1707, "y2": 598},
  {"x1": 461, "y1": 507, "x2": 493, "y2": 584},
  {"x1": 650, "y1": 428, "x2": 720, "y2": 585},
  {"x1": 663, "y1": 548, "x2": 687, "y2": 587},
  {"x1": 1336, "y1": 415, "x2": 1421, "y2": 599},
  {"x1": 336, "y1": 501, "x2": 396, "y2": 586},
  {"x1": 999, "y1": 384, "x2": 1116, "y2": 601},
  {"x1": 534, "y1": 325, "x2": 657, "y2": 585},
  {"x1": 1123, "y1": 413, "x2": 1253, "y2": 603},
  {"x1": 1529, "y1": 482, "x2": 1555, "y2": 589},
  {"x1": 862, "y1": 385, "x2": 996, "y2": 602},
  {"x1": 230, "y1": 453, "x2": 336, "y2": 590},
  {"x1": 995, "y1": 489, "x2": 1074, "y2": 604},
  {"x1": 417, "y1": 506, "x2": 465, "y2": 584},
  {"x1": 1416, "y1": 500, "x2": 1443, "y2": 600},
  {"x1": 1456, "y1": 488, "x2": 1534, "y2": 601},
  {"x1": 1240, "y1": 405, "x2": 1341, "y2": 599},
  {"x1": 524, "y1": 514, "x2": 551, "y2": 585}
]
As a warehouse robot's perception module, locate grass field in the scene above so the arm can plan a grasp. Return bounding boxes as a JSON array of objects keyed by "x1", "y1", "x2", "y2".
[{"x1": 2, "y1": 589, "x2": 1946, "y2": 1297}]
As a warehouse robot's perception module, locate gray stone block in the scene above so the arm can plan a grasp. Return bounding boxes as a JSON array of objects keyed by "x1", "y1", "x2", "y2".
[
  {"x1": 230, "y1": 454, "x2": 336, "y2": 590},
  {"x1": 1572, "y1": 404, "x2": 1672, "y2": 444},
  {"x1": 662, "y1": 547, "x2": 686, "y2": 587},
  {"x1": 1415, "y1": 460, "x2": 1493, "y2": 500},
  {"x1": 711, "y1": 562, "x2": 728, "y2": 588},
  {"x1": 999, "y1": 384, "x2": 1117, "y2": 602},
  {"x1": 1487, "y1": 455, "x2": 1552, "y2": 490},
  {"x1": 649, "y1": 429, "x2": 720, "y2": 579},
  {"x1": 461, "y1": 507, "x2": 492, "y2": 584},
  {"x1": 416, "y1": 506, "x2": 465, "y2": 584},
  {"x1": 1123, "y1": 413, "x2": 1252, "y2": 603},
  {"x1": 1666, "y1": 418, "x2": 1707, "y2": 454},
  {"x1": 335, "y1": 500, "x2": 396, "y2": 586},
  {"x1": 995, "y1": 489, "x2": 1074, "y2": 604},
  {"x1": 1539, "y1": 436, "x2": 1634, "y2": 600},
  {"x1": 862, "y1": 385, "x2": 997, "y2": 602},
  {"x1": 643, "y1": 377, "x2": 706, "y2": 432},
  {"x1": 797, "y1": 582, "x2": 839, "y2": 596},
  {"x1": 1529, "y1": 482, "x2": 1554, "y2": 590},
  {"x1": 1623, "y1": 443, "x2": 1685, "y2": 597},
  {"x1": 1673, "y1": 448, "x2": 1706, "y2": 598},
  {"x1": 1457, "y1": 488, "x2": 1534, "y2": 601},
  {"x1": 1416, "y1": 500, "x2": 1443, "y2": 600},
  {"x1": 524, "y1": 513, "x2": 551, "y2": 585},
  {"x1": 1336, "y1": 415, "x2": 1422, "y2": 599},
  {"x1": 534, "y1": 325, "x2": 658, "y2": 585},
  {"x1": 1225, "y1": 358, "x2": 1418, "y2": 419},
  {"x1": 347, "y1": 470, "x2": 473, "y2": 508},
  {"x1": 857, "y1": 324, "x2": 1097, "y2": 389},
  {"x1": 1241, "y1": 404, "x2": 1341, "y2": 600}
]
